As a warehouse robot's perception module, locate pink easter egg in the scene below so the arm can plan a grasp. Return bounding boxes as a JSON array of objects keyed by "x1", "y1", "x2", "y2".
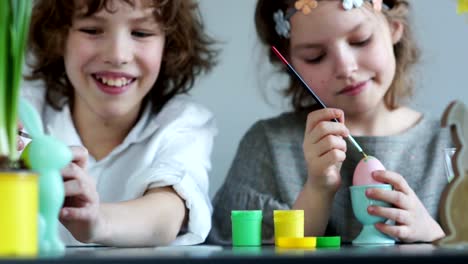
[{"x1": 353, "y1": 156, "x2": 385, "y2": 186}]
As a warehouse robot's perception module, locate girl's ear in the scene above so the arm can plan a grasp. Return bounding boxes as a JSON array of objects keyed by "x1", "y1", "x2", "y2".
[{"x1": 390, "y1": 20, "x2": 404, "y2": 44}]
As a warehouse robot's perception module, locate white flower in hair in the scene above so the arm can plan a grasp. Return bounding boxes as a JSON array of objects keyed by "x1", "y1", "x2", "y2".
[
  {"x1": 273, "y1": 10, "x2": 291, "y2": 38},
  {"x1": 342, "y1": 0, "x2": 364, "y2": 10}
]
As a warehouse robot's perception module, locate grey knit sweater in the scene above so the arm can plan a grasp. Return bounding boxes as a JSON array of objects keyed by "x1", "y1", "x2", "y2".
[{"x1": 209, "y1": 111, "x2": 453, "y2": 244}]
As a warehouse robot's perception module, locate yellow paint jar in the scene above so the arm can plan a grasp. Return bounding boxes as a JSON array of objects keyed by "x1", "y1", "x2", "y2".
[
  {"x1": 273, "y1": 210, "x2": 304, "y2": 245},
  {"x1": 0, "y1": 171, "x2": 38, "y2": 256}
]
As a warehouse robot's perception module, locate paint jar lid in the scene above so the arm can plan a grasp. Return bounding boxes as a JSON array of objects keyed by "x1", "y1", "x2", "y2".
[
  {"x1": 316, "y1": 236, "x2": 341, "y2": 247},
  {"x1": 273, "y1": 210, "x2": 304, "y2": 221},
  {"x1": 231, "y1": 210, "x2": 263, "y2": 220},
  {"x1": 276, "y1": 237, "x2": 316, "y2": 249}
]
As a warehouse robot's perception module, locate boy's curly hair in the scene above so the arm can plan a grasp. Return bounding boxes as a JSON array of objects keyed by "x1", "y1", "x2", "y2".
[
  {"x1": 255, "y1": 0, "x2": 420, "y2": 112},
  {"x1": 28, "y1": 0, "x2": 218, "y2": 112}
]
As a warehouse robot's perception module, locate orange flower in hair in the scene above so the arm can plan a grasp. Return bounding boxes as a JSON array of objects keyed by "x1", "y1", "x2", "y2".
[{"x1": 294, "y1": 0, "x2": 318, "y2": 15}]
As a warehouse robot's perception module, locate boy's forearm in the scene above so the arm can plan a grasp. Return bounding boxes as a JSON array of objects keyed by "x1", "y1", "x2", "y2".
[{"x1": 91, "y1": 187, "x2": 186, "y2": 247}]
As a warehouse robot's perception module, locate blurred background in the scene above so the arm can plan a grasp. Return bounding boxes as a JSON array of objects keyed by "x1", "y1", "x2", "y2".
[{"x1": 193, "y1": 0, "x2": 468, "y2": 197}]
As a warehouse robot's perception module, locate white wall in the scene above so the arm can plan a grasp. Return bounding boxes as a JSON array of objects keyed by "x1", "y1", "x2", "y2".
[
  {"x1": 193, "y1": 0, "x2": 468, "y2": 197},
  {"x1": 410, "y1": 0, "x2": 468, "y2": 110}
]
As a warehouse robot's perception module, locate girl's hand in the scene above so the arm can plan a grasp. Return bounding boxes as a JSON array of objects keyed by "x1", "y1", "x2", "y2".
[
  {"x1": 59, "y1": 146, "x2": 103, "y2": 243},
  {"x1": 366, "y1": 170, "x2": 445, "y2": 242},
  {"x1": 303, "y1": 108, "x2": 349, "y2": 193}
]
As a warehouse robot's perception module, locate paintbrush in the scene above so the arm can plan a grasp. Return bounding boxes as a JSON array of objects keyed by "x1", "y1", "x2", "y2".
[
  {"x1": 271, "y1": 46, "x2": 368, "y2": 159},
  {"x1": 18, "y1": 130, "x2": 31, "y2": 139}
]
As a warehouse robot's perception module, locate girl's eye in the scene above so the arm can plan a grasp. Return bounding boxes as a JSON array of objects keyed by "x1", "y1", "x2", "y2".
[
  {"x1": 79, "y1": 28, "x2": 101, "y2": 35},
  {"x1": 304, "y1": 54, "x2": 325, "y2": 64},
  {"x1": 132, "y1": 31, "x2": 154, "y2": 38},
  {"x1": 351, "y1": 36, "x2": 372, "y2": 47}
]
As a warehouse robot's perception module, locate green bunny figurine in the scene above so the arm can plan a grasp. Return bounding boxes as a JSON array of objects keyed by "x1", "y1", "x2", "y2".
[{"x1": 19, "y1": 99, "x2": 72, "y2": 255}]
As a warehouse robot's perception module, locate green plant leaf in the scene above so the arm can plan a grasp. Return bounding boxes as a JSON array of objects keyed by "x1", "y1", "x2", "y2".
[
  {"x1": 0, "y1": 1, "x2": 10, "y2": 156},
  {"x1": 0, "y1": 0, "x2": 32, "y2": 162}
]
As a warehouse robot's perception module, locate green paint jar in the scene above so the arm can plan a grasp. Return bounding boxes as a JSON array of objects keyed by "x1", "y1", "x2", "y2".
[{"x1": 231, "y1": 210, "x2": 263, "y2": 246}]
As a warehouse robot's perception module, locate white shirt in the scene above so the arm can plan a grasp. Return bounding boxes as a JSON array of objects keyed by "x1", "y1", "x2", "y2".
[{"x1": 22, "y1": 84, "x2": 216, "y2": 246}]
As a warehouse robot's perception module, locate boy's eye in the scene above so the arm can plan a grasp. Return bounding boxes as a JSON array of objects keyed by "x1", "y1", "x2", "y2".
[
  {"x1": 79, "y1": 28, "x2": 101, "y2": 35},
  {"x1": 132, "y1": 31, "x2": 154, "y2": 38}
]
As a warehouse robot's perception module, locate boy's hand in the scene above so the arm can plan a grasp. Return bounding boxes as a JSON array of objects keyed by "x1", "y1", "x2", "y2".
[
  {"x1": 59, "y1": 146, "x2": 103, "y2": 243},
  {"x1": 366, "y1": 170, "x2": 445, "y2": 242},
  {"x1": 303, "y1": 108, "x2": 349, "y2": 193}
]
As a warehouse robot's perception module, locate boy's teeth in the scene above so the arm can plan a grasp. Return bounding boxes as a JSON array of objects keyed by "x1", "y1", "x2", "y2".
[{"x1": 97, "y1": 76, "x2": 132, "y2": 87}]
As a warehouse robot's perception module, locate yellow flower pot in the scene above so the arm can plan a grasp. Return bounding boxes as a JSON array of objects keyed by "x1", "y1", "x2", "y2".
[{"x1": 0, "y1": 171, "x2": 38, "y2": 256}]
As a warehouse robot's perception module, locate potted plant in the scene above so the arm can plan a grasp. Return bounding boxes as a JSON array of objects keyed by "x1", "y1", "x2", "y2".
[{"x1": 0, "y1": 0, "x2": 37, "y2": 257}]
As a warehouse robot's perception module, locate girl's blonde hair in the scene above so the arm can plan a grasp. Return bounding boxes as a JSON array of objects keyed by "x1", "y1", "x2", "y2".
[
  {"x1": 255, "y1": 0, "x2": 420, "y2": 112},
  {"x1": 28, "y1": 0, "x2": 218, "y2": 113}
]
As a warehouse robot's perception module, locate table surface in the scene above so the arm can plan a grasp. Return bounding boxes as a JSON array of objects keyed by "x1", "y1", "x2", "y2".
[{"x1": 2, "y1": 243, "x2": 468, "y2": 263}]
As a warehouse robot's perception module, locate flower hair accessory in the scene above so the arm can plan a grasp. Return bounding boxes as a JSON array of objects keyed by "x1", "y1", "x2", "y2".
[
  {"x1": 295, "y1": 0, "x2": 319, "y2": 15},
  {"x1": 274, "y1": 0, "x2": 384, "y2": 38},
  {"x1": 342, "y1": 0, "x2": 364, "y2": 10},
  {"x1": 273, "y1": 10, "x2": 291, "y2": 38}
]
